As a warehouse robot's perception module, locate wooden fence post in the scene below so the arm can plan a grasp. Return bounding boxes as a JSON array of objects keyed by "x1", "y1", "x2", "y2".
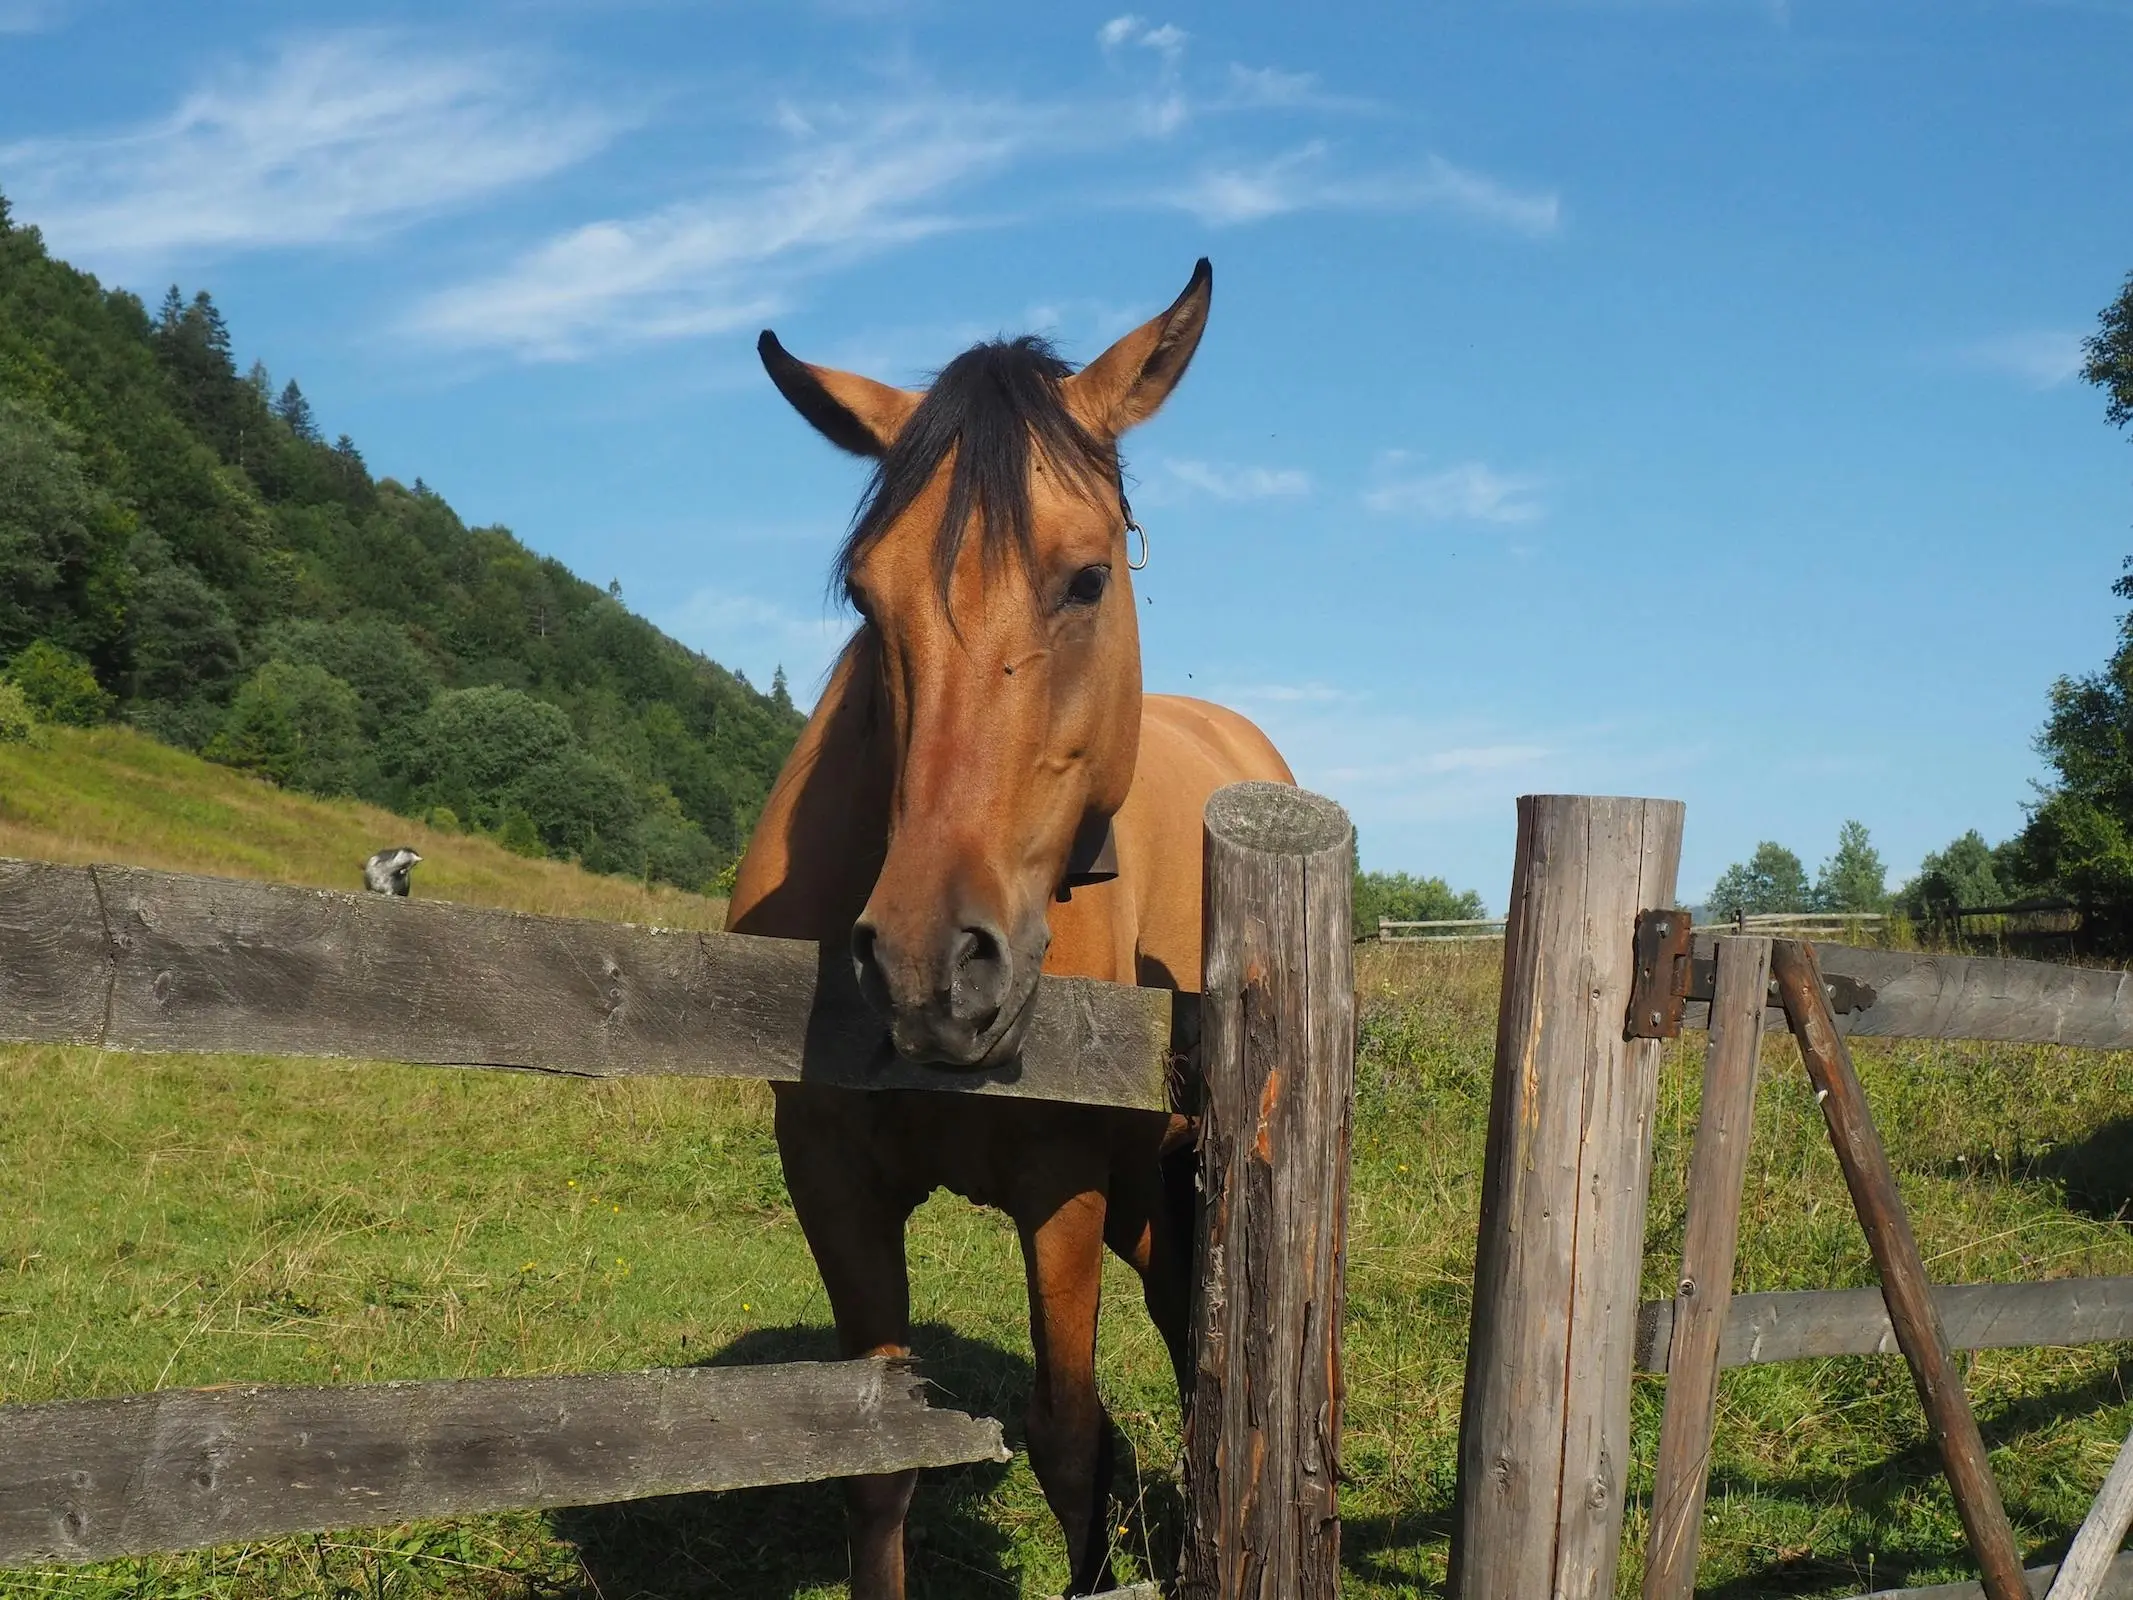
[
  {"x1": 1181, "y1": 782, "x2": 1355, "y2": 1600},
  {"x1": 1772, "y1": 939, "x2": 2028, "y2": 1600},
  {"x1": 1449, "y1": 794, "x2": 1684, "y2": 1600},
  {"x1": 1644, "y1": 935, "x2": 1776, "y2": 1600}
]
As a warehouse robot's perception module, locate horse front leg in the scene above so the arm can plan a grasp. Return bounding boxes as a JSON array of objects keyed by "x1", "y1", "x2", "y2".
[
  {"x1": 772, "y1": 1086, "x2": 918, "y2": 1600},
  {"x1": 1018, "y1": 1184, "x2": 1119, "y2": 1596}
]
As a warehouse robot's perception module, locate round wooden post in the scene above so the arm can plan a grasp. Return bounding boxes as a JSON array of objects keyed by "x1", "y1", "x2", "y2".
[
  {"x1": 1449, "y1": 794, "x2": 1684, "y2": 1600},
  {"x1": 1181, "y1": 782, "x2": 1355, "y2": 1600}
]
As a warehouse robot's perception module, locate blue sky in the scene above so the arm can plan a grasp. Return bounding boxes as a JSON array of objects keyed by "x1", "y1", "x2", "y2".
[{"x1": 4, "y1": 1, "x2": 2130, "y2": 906}]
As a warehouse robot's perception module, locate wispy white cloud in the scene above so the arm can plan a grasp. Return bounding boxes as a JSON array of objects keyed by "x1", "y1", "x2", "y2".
[
  {"x1": 1164, "y1": 143, "x2": 1561, "y2": 233},
  {"x1": 1363, "y1": 456, "x2": 1546, "y2": 524},
  {"x1": 1162, "y1": 457, "x2": 1312, "y2": 500},
  {"x1": 0, "y1": 32, "x2": 617, "y2": 261},
  {"x1": 655, "y1": 587, "x2": 852, "y2": 705},
  {"x1": 1957, "y1": 329, "x2": 2087, "y2": 390},
  {"x1": 1098, "y1": 14, "x2": 1189, "y2": 62},
  {"x1": 1209, "y1": 682, "x2": 1352, "y2": 704},
  {"x1": 398, "y1": 20, "x2": 1556, "y2": 360},
  {"x1": 0, "y1": 0, "x2": 68, "y2": 33},
  {"x1": 409, "y1": 96, "x2": 1039, "y2": 358}
]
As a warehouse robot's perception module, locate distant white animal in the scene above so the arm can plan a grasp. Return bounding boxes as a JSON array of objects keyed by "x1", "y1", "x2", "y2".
[{"x1": 363, "y1": 847, "x2": 422, "y2": 896}]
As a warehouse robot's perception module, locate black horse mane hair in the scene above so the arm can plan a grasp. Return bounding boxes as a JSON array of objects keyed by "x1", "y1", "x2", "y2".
[{"x1": 833, "y1": 336, "x2": 1120, "y2": 613}]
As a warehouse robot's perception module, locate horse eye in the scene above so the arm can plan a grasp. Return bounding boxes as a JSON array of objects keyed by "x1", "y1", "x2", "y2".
[{"x1": 1063, "y1": 565, "x2": 1110, "y2": 609}]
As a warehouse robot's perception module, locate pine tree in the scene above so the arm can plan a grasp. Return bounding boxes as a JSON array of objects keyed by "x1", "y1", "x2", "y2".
[
  {"x1": 275, "y1": 379, "x2": 320, "y2": 442},
  {"x1": 771, "y1": 665, "x2": 792, "y2": 713},
  {"x1": 246, "y1": 360, "x2": 272, "y2": 401},
  {"x1": 333, "y1": 433, "x2": 363, "y2": 468},
  {"x1": 157, "y1": 284, "x2": 184, "y2": 333},
  {"x1": 0, "y1": 189, "x2": 13, "y2": 233}
]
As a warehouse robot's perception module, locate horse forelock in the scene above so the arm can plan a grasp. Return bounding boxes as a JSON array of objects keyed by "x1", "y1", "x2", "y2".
[{"x1": 832, "y1": 336, "x2": 1120, "y2": 617}]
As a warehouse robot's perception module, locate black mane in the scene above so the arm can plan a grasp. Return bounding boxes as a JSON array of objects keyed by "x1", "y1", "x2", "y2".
[{"x1": 834, "y1": 336, "x2": 1119, "y2": 611}]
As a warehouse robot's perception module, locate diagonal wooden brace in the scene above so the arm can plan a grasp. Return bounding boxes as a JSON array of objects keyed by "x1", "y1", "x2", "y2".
[{"x1": 1772, "y1": 938, "x2": 2029, "y2": 1600}]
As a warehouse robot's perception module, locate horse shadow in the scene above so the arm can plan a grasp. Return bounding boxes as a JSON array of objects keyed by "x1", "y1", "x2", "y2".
[
  {"x1": 2027, "y1": 1114, "x2": 2133, "y2": 1221},
  {"x1": 550, "y1": 1320, "x2": 1171, "y2": 1599},
  {"x1": 1681, "y1": 1352, "x2": 2133, "y2": 1598}
]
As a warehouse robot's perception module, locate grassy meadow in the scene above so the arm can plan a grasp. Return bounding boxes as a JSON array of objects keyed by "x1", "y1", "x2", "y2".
[{"x1": 2, "y1": 733, "x2": 2131, "y2": 1596}]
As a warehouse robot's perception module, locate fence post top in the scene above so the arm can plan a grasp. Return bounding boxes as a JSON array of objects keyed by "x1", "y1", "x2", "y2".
[{"x1": 1204, "y1": 782, "x2": 1352, "y2": 858}]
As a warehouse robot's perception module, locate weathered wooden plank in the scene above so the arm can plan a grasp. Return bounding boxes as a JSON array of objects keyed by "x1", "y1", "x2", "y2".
[
  {"x1": 1449, "y1": 796, "x2": 1683, "y2": 1600},
  {"x1": 0, "y1": 859, "x2": 1174, "y2": 1111},
  {"x1": 1644, "y1": 936, "x2": 1774, "y2": 1600},
  {"x1": 1686, "y1": 934, "x2": 2133, "y2": 1051},
  {"x1": 1846, "y1": 1552, "x2": 2133, "y2": 1599},
  {"x1": 1181, "y1": 783, "x2": 1355, "y2": 1600},
  {"x1": 2049, "y1": 1424, "x2": 2133, "y2": 1600},
  {"x1": 1635, "y1": 1277, "x2": 2133, "y2": 1373},
  {"x1": 1775, "y1": 939, "x2": 2027, "y2": 1600},
  {"x1": 0, "y1": 1357, "x2": 1006, "y2": 1566}
]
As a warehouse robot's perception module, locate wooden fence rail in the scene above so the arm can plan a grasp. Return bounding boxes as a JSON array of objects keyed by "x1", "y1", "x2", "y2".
[
  {"x1": 1682, "y1": 933, "x2": 2133, "y2": 1050},
  {"x1": 0, "y1": 858, "x2": 1174, "y2": 1111},
  {"x1": 1635, "y1": 1277, "x2": 2133, "y2": 1373},
  {"x1": 0, "y1": 1358, "x2": 1003, "y2": 1566}
]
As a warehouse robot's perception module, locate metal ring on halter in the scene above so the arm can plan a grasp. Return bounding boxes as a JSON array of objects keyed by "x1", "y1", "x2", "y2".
[{"x1": 1123, "y1": 504, "x2": 1150, "y2": 571}]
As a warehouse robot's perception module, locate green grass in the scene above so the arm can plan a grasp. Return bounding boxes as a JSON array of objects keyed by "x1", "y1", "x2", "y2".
[
  {"x1": 0, "y1": 723, "x2": 728, "y2": 929},
  {"x1": 0, "y1": 742, "x2": 2128, "y2": 1594}
]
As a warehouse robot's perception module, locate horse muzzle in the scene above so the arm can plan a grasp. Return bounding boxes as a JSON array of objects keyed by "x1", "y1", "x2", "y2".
[{"x1": 850, "y1": 912, "x2": 1045, "y2": 1068}]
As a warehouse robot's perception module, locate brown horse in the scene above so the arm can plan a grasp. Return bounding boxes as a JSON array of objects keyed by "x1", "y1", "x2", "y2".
[{"x1": 727, "y1": 259, "x2": 1293, "y2": 1598}]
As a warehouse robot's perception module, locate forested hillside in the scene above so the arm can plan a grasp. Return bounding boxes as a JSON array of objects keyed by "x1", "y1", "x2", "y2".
[{"x1": 0, "y1": 191, "x2": 803, "y2": 890}]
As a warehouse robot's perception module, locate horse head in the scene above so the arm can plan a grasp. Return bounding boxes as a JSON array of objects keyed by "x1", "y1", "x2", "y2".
[{"x1": 758, "y1": 260, "x2": 1212, "y2": 1067}]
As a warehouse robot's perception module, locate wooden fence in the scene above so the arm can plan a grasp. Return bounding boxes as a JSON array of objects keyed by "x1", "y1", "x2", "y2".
[
  {"x1": 14, "y1": 793, "x2": 2133, "y2": 1596},
  {"x1": 1446, "y1": 796, "x2": 2133, "y2": 1600},
  {"x1": 0, "y1": 783, "x2": 1359, "y2": 1597}
]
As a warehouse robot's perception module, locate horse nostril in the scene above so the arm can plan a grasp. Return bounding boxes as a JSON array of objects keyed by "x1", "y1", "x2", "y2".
[
  {"x1": 850, "y1": 920, "x2": 892, "y2": 1016},
  {"x1": 948, "y1": 923, "x2": 1011, "y2": 1027}
]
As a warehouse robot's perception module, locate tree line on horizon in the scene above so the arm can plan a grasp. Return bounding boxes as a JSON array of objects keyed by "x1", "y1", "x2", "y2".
[
  {"x1": 0, "y1": 190, "x2": 804, "y2": 892},
  {"x1": 1709, "y1": 268, "x2": 2133, "y2": 928}
]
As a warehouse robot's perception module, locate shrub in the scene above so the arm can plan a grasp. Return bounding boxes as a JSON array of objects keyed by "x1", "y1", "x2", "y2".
[
  {"x1": 0, "y1": 679, "x2": 37, "y2": 743},
  {"x1": 205, "y1": 660, "x2": 363, "y2": 795},
  {"x1": 4, "y1": 639, "x2": 113, "y2": 726}
]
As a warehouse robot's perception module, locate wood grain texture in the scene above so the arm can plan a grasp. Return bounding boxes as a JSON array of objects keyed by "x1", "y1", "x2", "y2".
[
  {"x1": 2045, "y1": 1424, "x2": 2133, "y2": 1600},
  {"x1": 0, "y1": 859, "x2": 1173, "y2": 1111},
  {"x1": 1643, "y1": 936, "x2": 1774, "y2": 1600},
  {"x1": 1180, "y1": 783, "x2": 1355, "y2": 1600},
  {"x1": 0, "y1": 1358, "x2": 1006, "y2": 1566},
  {"x1": 1448, "y1": 795, "x2": 1684, "y2": 1600},
  {"x1": 1634, "y1": 1277, "x2": 2133, "y2": 1373},
  {"x1": 1684, "y1": 935, "x2": 2133, "y2": 1050},
  {"x1": 1844, "y1": 1553, "x2": 2133, "y2": 1600},
  {"x1": 1774, "y1": 939, "x2": 2028, "y2": 1600}
]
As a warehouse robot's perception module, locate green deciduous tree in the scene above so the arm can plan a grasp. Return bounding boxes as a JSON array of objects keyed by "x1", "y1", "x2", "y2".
[
  {"x1": 2009, "y1": 272, "x2": 2133, "y2": 902},
  {"x1": 1352, "y1": 869, "x2": 1487, "y2": 939},
  {"x1": 1709, "y1": 841, "x2": 1810, "y2": 917},
  {"x1": 205, "y1": 660, "x2": 362, "y2": 795},
  {"x1": 1813, "y1": 820, "x2": 1888, "y2": 911},
  {"x1": 2085, "y1": 270, "x2": 2133, "y2": 434},
  {"x1": 1898, "y1": 829, "x2": 2010, "y2": 918},
  {"x1": 0, "y1": 399, "x2": 132, "y2": 665},
  {"x1": 4, "y1": 639, "x2": 113, "y2": 726}
]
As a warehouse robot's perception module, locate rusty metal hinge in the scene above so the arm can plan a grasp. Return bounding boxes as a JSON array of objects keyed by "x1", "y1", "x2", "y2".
[
  {"x1": 1626, "y1": 908, "x2": 1694, "y2": 1040},
  {"x1": 1679, "y1": 954, "x2": 1878, "y2": 1017}
]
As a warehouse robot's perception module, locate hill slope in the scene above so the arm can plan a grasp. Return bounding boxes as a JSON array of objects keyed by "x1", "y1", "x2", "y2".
[
  {"x1": 0, "y1": 722, "x2": 727, "y2": 929},
  {"x1": 0, "y1": 191, "x2": 803, "y2": 891}
]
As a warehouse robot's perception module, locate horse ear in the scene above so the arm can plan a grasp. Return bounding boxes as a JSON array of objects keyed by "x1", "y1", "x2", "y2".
[
  {"x1": 758, "y1": 331, "x2": 922, "y2": 458},
  {"x1": 1064, "y1": 258, "x2": 1212, "y2": 436}
]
